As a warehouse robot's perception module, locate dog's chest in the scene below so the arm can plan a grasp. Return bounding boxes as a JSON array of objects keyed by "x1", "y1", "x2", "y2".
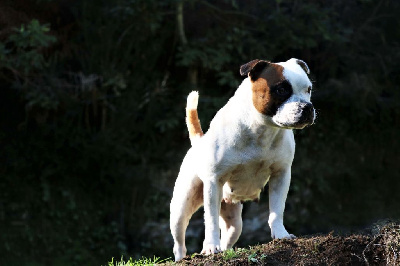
[
  {"x1": 222, "y1": 160, "x2": 271, "y2": 204},
  {"x1": 212, "y1": 123, "x2": 288, "y2": 204}
]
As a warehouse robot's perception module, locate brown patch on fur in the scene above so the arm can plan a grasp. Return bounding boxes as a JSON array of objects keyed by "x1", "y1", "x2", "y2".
[
  {"x1": 251, "y1": 63, "x2": 285, "y2": 116},
  {"x1": 186, "y1": 109, "x2": 204, "y2": 140}
]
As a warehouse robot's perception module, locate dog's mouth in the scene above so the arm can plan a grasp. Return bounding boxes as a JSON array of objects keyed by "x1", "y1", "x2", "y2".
[{"x1": 272, "y1": 120, "x2": 313, "y2": 129}]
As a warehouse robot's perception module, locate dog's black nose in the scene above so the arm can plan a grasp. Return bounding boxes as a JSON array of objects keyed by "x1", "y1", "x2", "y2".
[
  {"x1": 300, "y1": 103, "x2": 315, "y2": 123},
  {"x1": 303, "y1": 102, "x2": 314, "y2": 114}
]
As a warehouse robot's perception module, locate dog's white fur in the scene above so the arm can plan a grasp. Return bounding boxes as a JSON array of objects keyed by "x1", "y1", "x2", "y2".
[{"x1": 170, "y1": 58, "x2": 314, "y2": 261}]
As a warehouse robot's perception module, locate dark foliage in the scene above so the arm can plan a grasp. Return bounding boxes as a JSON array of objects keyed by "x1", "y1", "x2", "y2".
[{"x1": 0, "y1": 0, "x2": 399, "y2": 264}]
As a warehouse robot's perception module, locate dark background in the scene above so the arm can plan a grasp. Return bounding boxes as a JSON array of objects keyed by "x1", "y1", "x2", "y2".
[{"x1": 0, "y1": 0, "x2": 399, "y2": 265}]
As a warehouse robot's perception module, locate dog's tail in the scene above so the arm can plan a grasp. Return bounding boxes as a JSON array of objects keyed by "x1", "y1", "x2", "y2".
[{"x1": 186, "y1": 91, "x2": 204, "y2": 145}]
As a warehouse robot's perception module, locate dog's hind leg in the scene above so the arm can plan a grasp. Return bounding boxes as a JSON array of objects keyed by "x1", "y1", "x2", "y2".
[
  {"x1": 219, "y1": 201, "x2": 243, "y2": 251},
  {"x1": 170, "y1": 175, "x2": 203, "y2": 261}
]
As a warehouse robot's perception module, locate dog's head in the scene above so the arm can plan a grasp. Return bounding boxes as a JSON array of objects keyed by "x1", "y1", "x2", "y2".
[{"x1": 240, "y1": 58, "x2": 315, "y2": 129}]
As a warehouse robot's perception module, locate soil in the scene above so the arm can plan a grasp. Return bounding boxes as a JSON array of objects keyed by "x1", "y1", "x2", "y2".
[{"x1": 167, "y1": 223, "x2": 400, "y2": 266}]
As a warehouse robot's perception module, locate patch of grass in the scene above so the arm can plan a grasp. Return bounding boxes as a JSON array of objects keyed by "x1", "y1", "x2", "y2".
[
  {"x1": 247, "y1": 252, "x2": 258, "y2": 263},
  {"x1": 107, "y1": 256, "x2": 172, "y2": 266},
  {"x1": 222, "y1": 248, "x2": 239, "y2": 260},
  {"x1": 247, "y1": 246, "x2": 261, "y2": 263}
]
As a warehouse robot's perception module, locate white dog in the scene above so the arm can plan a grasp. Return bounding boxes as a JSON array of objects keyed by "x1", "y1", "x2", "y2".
[{"x1": 170, "y1": 58, "x2": 315, "y2": 261}]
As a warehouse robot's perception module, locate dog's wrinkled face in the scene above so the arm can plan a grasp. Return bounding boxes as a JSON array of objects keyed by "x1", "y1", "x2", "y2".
[{"x1": 240, "y1": 58, "x2": 315, "y2": 129}]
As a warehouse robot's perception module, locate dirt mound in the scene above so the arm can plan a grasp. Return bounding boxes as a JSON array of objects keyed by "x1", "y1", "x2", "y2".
[{"x1": 171, "y1": 223, "x2": 400, "y2": 265}]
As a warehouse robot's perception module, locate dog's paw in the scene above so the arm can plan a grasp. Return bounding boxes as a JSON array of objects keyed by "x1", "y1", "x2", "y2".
[
  {"x1": 173, "y1": 245, "x2": 187, "y2": 262},
  {"x1": 220, "y1": 241, "x2": 228, "y2": 252},
  {"x1": 271, "y1": 226, "x2": 296, "y2": 240},
  {"x1": 274, "y1": 233, "x2": 296, "y2": 240},
  {"x1": 201, "y1": 243, "x2": 222, "y2": 255}
]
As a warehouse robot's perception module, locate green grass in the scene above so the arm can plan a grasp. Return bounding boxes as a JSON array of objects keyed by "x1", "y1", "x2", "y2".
[
  {"x1": 222, "y1": 248, "x2": 239, "y2": 260},
  {"x1": 107, "y1": 256, "x2": 172, "y2": 266}
]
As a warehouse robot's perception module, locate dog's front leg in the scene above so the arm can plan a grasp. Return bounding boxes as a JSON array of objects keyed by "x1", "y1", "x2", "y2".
[
  {"x1": 268, "y1": 167, "x2": 296, "y2": 239},
  {"x1": 201, "y1": 179, "x2": 223, "y2": 255}
]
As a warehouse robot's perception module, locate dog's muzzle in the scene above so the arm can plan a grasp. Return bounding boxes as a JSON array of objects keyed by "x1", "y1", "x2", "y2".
[{"x1": 272, "y1": 101, "x2": 315, "y2": 129}]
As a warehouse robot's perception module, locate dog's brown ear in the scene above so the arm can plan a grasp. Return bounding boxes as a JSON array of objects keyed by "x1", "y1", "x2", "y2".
[
  {"x1": 296, "y1": 59, "x2": 310, "y2": 74},
  {"x1": 240, "y1": 59, "x2": 270, "y2": 81}
]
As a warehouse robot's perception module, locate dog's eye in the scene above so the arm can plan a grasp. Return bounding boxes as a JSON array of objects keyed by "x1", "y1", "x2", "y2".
[
  {"x1": 307, "y1": 86, "x2": 312, "y2": 94},
  {"x1": 272, "y1": 80, "x2": 292, "y2": 97},
  {"x1": 276, "y1": 87, "x2": 289, "y2": 96}
]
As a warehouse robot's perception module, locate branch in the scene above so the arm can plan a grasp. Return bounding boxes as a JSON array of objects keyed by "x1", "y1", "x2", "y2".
[{"x1": 176, "y1": 0, "x2": 188, "y2": 45}]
